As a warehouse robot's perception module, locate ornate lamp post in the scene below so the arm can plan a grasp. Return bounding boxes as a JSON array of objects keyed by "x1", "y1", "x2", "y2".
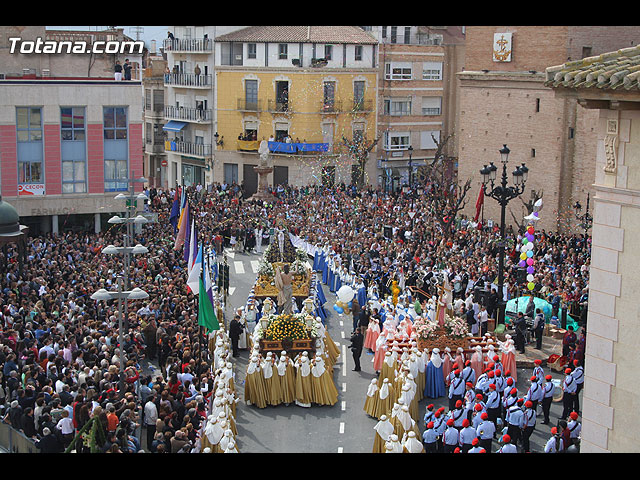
[
  {"x1": 574, "y1": 193, "x2": 593, "y2": 235},
  {"x1": 479, "y1": 144, "x2": 528, "y2": 325}
]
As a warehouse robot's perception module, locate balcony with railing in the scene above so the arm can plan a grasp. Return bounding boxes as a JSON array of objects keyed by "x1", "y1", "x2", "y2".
[
  {"x1": 165, "y1": 139, "x2": 212, "y2": 158},
  {"x1": 164, "y1": 105, "x2": 212, "y2": 123},
  {"x1": 350, "y1": 99, "x2": 374, "y2": 113},
  {"x1": 164, "y1": 72, "x2": 212, "y2": 88},
  {"x1": 163, "y1": 38, "x2": 212, "y2": 53},
  {"x1": 236, "y1": 98, "x2": 263, "y2": 112},
  {"x1": 319, "y1": 100, "x2": 343, "y2": 113},
  {"x1": 267, "y1": 99, "x2": 293, "y2": 113}
]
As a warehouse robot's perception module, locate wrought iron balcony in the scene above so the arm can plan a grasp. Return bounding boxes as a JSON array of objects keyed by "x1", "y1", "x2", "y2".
[
  {"x1": 163, "y1": 38, "x2": 212, "y2": 53},
  {"x1": 164, "y1": 140, "x2": 212, "y2": 158},
  {"x1": 164, "y1": 72, "x2": 212, "y2": 88},
  {"x1": 164, "y1": 105, "x2": 212, "y2": 123}
]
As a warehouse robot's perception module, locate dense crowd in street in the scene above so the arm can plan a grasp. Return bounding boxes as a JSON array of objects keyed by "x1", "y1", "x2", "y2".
[{"x1": 0, "y1": 180, "x2": 589, "y2": 453}]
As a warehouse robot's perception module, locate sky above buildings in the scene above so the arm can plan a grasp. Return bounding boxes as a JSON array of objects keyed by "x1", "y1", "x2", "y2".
[{"x1": 47, "y1": 26, "x2": 169, "y2": 49}]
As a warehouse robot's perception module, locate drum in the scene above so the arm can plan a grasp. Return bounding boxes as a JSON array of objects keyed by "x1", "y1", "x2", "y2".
[{"x1": 552, "y1": 379, "x2": 564, "y2": 402}]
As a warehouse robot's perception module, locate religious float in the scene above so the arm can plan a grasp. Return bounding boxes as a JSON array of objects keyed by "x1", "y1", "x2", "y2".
[
  {"x1": 254, "y1": 311, "x2": 318, "y2": 357},
  {"x1": 253, "y1": 235, "x2": 312, "y2": 300}
]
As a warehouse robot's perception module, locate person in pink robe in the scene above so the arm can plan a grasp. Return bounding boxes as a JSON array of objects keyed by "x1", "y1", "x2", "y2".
[
  {"x1": 454, "y1": 347, "x2": 465, "y2": 372},
  {"x1": 364, "y1": 318, "x2": 380, "y2": 351},
  {"x1": 442, "y1": 347, "x2": 454, "y2": 386},
  {"x1": 470, "y1": 346, "x2": 484, "y2": 381},
  {"x1": 500, "y1": 338, "x2": 518, "y2": 383}
]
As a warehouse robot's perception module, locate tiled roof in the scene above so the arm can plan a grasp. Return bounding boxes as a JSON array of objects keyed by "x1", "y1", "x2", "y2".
[
  {"x1": 544, "y1": 45, "x2": 640, "y2": 91},
  {"x1": 215, "y1": 25, "x2": 378, "y2": 44}
]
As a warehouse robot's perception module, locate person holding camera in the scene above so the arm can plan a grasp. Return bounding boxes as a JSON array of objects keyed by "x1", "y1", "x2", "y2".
[{"x1": 349, "y1": 327, "x2": 364, "y2": 372}]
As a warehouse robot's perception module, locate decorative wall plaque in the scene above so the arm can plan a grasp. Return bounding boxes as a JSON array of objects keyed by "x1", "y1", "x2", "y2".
[
  {"x1": 604, "y1": 119, "x2": 618, "y2": 174},
  {"x1": 493, "y1": 33, "x2": 512, "y2": 62}
]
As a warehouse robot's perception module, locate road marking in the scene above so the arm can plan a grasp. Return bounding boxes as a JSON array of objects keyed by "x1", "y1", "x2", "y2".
[
  {"x1": 342, "y1": 382, "x2": 347, "y2": 392},
  {"x1": 339, "y1": 422, "x2": 345, "y2": 434},
  {"x1": 340, "y1": 331, "x2": 345, "y2": 339},
  {"x1": 337, "y1": 447, "x2": 343, "y2": 453},
  {"x1": 341, "y1": 401, "x2": 346, "y2": 411},
  {"x1": 234, "y1": 261, "x2": 245, "y2": 274},
  {"x1": 229, "y1": 287, "x2": 236, "y2": 296},
  {"x1": 225, "y1": 250, "x2": 235, "y2": 259},
  {"x1": 250, "y1": 260, "x2": 260, "y2": 273},
  {"x1": 339, "y1": 320, "x2": 343, "y2": 327},
  {"x1": 342, "y1": 345, "x2": 347, "y2": 376}
]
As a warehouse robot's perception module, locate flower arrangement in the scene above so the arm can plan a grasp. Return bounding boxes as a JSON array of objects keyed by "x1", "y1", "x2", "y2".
[
  {"x1": 295, "y1": 248, "x2": 308, "y2": 263},
  {"x1": 291, "y1": 259, "x2": 308, "y2": 276},
  {"x1": 443, "y1": 314, "x2": 469, "y2": 339},
  {"x1": 412, "y1": 316, "x2": 439, "y2": 340},
  {"x1": 263, "y1": 313, "x2": 310, "y2": 341},
  {"x1": 258, "y1": 260, "x2": 274, "y2": 277}
]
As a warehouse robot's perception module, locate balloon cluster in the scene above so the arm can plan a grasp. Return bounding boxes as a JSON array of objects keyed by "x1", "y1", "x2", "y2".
[
  {"x1": 333, "y1": 285, "x2": 355, "y2": 315},
  {"x1": 519, "y1": 198, "x2": 543, "y2": 291}
]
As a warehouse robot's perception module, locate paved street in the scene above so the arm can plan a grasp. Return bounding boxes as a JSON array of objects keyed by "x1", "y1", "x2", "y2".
[{"x1": 202, "y1": 248, "x2": 580, "y2": 454}]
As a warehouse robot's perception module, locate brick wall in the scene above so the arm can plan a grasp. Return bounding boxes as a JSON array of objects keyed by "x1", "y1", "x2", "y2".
[
  {"x1": 464, "y1": 26, "x2": 569, "y2": 73},
  {"x1": 0, "y1": 124, "x2": 17, "y2": 197},
  {"x1": 87, "y1": 123, "x2": 104, "y2": 194},
  {"x1": 128, "y1": 123, "x2": 144, "y2": 192},
  {"x1": 43, "y1": 124, "x2": 61, "y2": 195}
]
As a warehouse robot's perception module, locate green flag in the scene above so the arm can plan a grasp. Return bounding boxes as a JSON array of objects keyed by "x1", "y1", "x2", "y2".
[{"x1": 198, "y1": 275, "x2": 219, "y2": 333}]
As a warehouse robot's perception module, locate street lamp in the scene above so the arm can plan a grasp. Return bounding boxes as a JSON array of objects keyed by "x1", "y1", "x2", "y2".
[
  {"x1": 479, "y1": 144, "x2": 528, "y2": 325},
  {"x1": 91, "y1": 278, "x2": 149, "y2": 392},
  {"x1": 574, "y1": 193, "x2": 593, "y2": 235},
  {"x1": 407, "y1": 145, "x2": 414, "y2": 189}
]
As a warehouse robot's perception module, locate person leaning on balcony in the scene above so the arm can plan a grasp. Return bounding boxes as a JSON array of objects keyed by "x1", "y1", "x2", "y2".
[{"x1": 114, "y1": 61, "x2": 123, "y2": 81}]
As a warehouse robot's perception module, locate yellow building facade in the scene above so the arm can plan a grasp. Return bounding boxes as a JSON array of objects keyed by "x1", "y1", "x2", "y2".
[
  {"x1": 214, "y1": 68, "x2": 378, "y2": 191},
  {"x1": 211, "y1": 26, "x2": 380, "y2": 193}
]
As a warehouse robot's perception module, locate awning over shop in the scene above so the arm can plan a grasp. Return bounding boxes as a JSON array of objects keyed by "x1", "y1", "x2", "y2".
[{"x1": 163, "y1": 120, "x2": 187, "y2": 132}]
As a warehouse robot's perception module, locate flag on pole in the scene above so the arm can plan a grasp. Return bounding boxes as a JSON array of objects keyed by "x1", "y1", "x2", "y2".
[
  {"x1": 474, "y1": 187, "x2": 485, "y2": 222},
  {"x1": 174, "y1": 202, "x2": 189, "y2": 251},
  {"x1": 186, "y1": 244, "x2": 203, "y2": 294},
  {"x1": 198, "y1": 261, "x2": 219, "y2": 333},
  {"x1": 169, "y1": 187, "x2": 181, "y2": 233},
  {"x1": 185, "y1": 217, "x2": 196, "y2": 265},
  {"x1": 204, "y1": 251, "x2": 215, "y2": 305}
]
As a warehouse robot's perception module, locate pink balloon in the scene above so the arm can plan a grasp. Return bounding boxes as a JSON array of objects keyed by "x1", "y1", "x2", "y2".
[{"x1": 526, "y1": 258, "x2": 534, "y2": 266}]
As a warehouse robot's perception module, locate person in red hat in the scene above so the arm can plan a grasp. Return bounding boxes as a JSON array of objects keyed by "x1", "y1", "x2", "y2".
[
  {"x1": 498, "y1": 433, "x2": 517, "y2": 453},
  {"x1": 521, "y1": 400, "x2": 537, "y2": 453},
  {"x1": 433, "y1": 409, "x2": 446, "y2": 452},
  {"x1": 460, "y1": 418, "x2": 476, "y2": 452},
  {"x1": 422, "y1": 420, "x2": 438, "y2": 453},
  {"x1": 476, "y1": 411, "x2": 495, "y2": 452},
  {"x1": 471, "y1": 400, "x2": 486, "y2": 428},
  {"x1": 486, "y1": 382, "x2": 501, "y2": 427},
  {"x1": 561, "y1": 367, "x2": 577, "y2": 420},
  {"x1": 505, "y1": 396, "x2": 524, "y2": 447},
  {"x1": 533, "y1": 358, "x2": 544, "y2": 383},
  {"x1": 544, "y1": 426, "x2": 563, "y2": 453},
  {"x1": 423, "y1": 403, "x2": 435, "y2": 429},
  {"x1": 450, "y1": 399, "x2": 466, "y2": 429},
  {"x1": 567, "y1": 411, "x2": 582, "y2": 446},
  {"x1": 468, "y1": 436, "x2": 483, "y2": 453},
  {"x1": 463, "y1": 381, "x2": 475, "y2": 409},
  {"x1": 525, "y1": 375, "x2": 543, "y2": 410},
  {"x1": 442, "y1": 418, "x2": 460, "y2": 453},
  {"x1": 541, "y1": 374, "x2": 555, "y2": 425},
  {"x1": 448, "y1": 368, "x2": 465, "y2": 410}
]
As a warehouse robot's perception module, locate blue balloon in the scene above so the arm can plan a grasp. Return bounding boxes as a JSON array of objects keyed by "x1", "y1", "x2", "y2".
[
  {"x1": 347, "y1": 301, "x2": 353, "y2": 308},
  {"x1": 526, "y1": 250, "x2": 534, "y2": 258},
  {"x1": 333, "y1": 304, "x2": 344, "y2": 314}
]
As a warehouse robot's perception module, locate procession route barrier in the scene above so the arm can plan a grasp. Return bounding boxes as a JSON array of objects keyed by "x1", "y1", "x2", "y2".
[{"x1": 0, "y1": 420, "x2": 37, "y2": 453}]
